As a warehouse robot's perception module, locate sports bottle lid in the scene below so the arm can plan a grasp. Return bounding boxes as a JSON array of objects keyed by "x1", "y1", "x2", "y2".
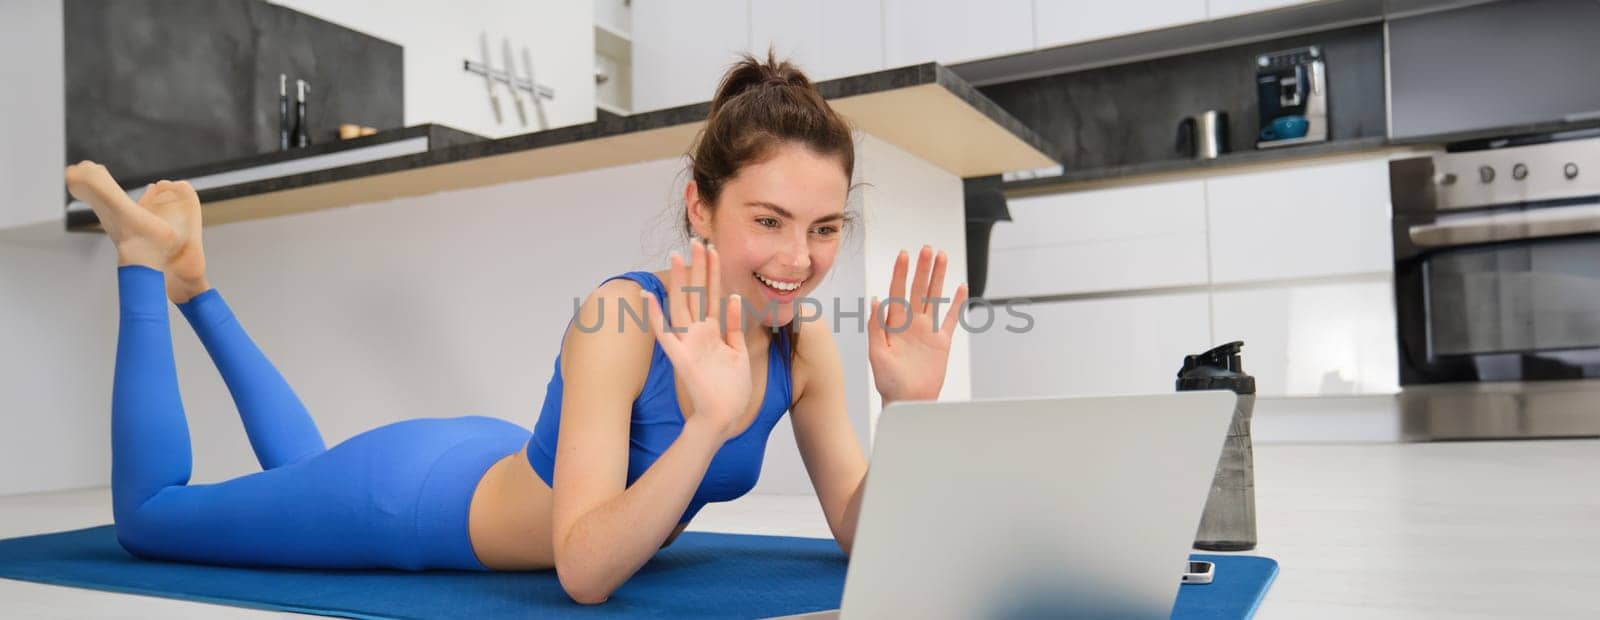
[{"x1": 1176, "y1": 341, "x2": 1256, "y2": 394}]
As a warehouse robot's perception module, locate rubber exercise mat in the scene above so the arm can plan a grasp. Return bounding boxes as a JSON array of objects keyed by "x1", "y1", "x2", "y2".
[{"x1": 0, "y1": 525, "x2": 1275, "y2": 618}]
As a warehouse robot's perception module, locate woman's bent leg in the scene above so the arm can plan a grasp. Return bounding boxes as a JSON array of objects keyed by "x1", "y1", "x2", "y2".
[
  {"x1": 110, "y1": 265, "x2": 193, "y2": 528},
  {"x1": 177, "y1": 289, "x2": 325, "y2": 470}
]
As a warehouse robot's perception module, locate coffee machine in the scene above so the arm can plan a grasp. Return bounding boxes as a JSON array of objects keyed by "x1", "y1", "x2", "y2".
[{"x1": 1255, "y1": 46, "x2": 1328, "y2": 149}]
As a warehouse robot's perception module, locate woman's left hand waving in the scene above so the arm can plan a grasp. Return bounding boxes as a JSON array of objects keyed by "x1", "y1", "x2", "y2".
[{"x1": 867, "y1": 245, "x2": 969, "y2": 406}]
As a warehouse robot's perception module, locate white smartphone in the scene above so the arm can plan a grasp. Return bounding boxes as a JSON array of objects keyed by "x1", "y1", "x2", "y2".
[{"x1": 1181, "y1": 560, "x2": 1215, "y2": 584}]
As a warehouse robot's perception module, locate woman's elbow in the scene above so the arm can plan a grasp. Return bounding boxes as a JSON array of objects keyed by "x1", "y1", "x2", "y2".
[
  {"x1": 555, "y1": 562, "x2": 614, "y2": 605},
  {"x1": 832, "y1": 528, "x2": 855, "y2": 557}
]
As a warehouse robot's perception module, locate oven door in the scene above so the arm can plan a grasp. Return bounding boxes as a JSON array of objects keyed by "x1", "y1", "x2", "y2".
[
  {"x1": 1396, "y1": 230, "x2": 1600, "y2": 384},
  {"x1": 1392, "y1": 196, "x2": 1600, "y2": 438}
]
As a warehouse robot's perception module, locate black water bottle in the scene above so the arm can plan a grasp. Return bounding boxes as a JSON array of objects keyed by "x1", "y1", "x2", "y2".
[{"x1": 1177, "y1": 341, "x2": 1257, "y2": 551}]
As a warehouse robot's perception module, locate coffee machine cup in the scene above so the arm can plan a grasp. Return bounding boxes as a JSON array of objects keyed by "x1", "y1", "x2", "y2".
[
  {"x1": 1176, "y1": 110, "x2": 1230, "y2": 160},
  {"x1": 1259, "y1": 115, "x2": 1309, "y2": 142}
]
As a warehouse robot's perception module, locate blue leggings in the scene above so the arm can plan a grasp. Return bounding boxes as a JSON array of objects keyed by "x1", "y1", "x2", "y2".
[{"x1": 110, "y1": 266, "x2": 530, "y2": 571}]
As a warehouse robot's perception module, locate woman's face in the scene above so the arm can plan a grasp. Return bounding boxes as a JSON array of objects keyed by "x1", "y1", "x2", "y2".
[{"x1": 688, "y1": 142, "x2": 849, "y2": 329}]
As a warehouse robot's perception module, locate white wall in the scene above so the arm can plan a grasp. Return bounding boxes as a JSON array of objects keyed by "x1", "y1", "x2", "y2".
[
  {"x1": 266, "y1": 0, "x2": 595, "y2": 138},
  {"x1": 0, "y1": 0, "x2": 65, "y2": 234},
  {"x1": 0, "y1": 0, "x2": 117, "y2": 497},
  {"x1": 854, "y1": 133, "x2": 972, "y2": 437}
]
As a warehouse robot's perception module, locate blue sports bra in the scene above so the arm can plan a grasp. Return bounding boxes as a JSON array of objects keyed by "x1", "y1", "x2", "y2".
[{"x1": 526, "y1": 271, "x2": 793, "y2": 524}]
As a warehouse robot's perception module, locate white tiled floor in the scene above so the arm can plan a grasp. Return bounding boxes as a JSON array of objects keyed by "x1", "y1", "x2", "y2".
[{"x1": 3, "y1": 440, "x2": 1598, "y2": 619}]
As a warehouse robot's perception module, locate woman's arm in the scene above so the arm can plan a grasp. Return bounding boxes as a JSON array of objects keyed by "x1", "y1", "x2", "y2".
[
  {"x1": 789, "y1": 319, "x2": 870, "y2": 554},
  {"x1": 792, "y1": 246, "x2": 967, "y2": 554},
  {"x1": 548, "y1": 279, "x2": 722, "y2": 604},
  {"x1": 551, "y1": 242, "x2": 753, "y2": 605}
]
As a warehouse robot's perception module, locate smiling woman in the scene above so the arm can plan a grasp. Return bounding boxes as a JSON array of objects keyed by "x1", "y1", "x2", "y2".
[
  {"x1": 499, "y1": 50, "x2": 969, "y2": 604},
  {"x1": 71, "y1": 49, "x2": 965, "y2": 609}
]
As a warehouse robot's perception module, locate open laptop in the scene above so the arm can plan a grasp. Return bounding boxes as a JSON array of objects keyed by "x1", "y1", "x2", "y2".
[{"x1": 779, "y1": 391, "x2": 1237, "y2": 619}]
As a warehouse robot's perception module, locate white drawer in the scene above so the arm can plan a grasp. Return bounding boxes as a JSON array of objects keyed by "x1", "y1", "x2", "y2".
[
  {"x1": 1211, "y1": 278, "x2": 1400, "y2": 397},
  {"x1": 1206, "y1": 158, "x2": 1393, "y2": 284},
  {"x1": 1035, "y1": 0, "x2": 1207, "y2": 48},
  {"x1": 883, "y1": 0, "x2": 1035, "y2": 67},
  {"x1": 984, "y1": 179, "x2": 1209, "y2": 298},
  {"x1": 969, "y1": 291, "x2": 1212, "y2": 399},
  {"x1": 1207, "y1": 0, "x2": 1321, "y2": 20}
]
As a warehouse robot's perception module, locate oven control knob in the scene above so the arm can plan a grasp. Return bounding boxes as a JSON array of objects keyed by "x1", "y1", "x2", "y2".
[
  {"x1": 1437, "y1": 172, "x2": 1458, "y2": 186},
  {"x1": 1512, "y1": 163, "x2": 1528, "y2": 180},
  {"x1": 1566, "y1": 163, "x2": 1580, "y2": 179},
  {"x1": 1479, "y1": 166, "x2": 1496, "y2": 183}
]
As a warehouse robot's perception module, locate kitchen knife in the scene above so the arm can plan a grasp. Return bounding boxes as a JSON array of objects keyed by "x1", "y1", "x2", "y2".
[
  {"x1": 522, "y1": 45, "x2": 549, "y2": 131},
  {"x1": 480, "y1": 31, "x2": 501, "y2": 124},
  {"x1": 502, "y1": 38, "x2": 527, "y2": 127}
]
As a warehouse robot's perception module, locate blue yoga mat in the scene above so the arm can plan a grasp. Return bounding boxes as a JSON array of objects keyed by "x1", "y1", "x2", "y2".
[{"x1": 0, "y1": 526, "x2": 1275, "y2": 619}]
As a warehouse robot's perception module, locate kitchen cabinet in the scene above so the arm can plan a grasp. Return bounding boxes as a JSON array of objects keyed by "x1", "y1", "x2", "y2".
[
  {"x1": 631, "y1": 0, "x2": 749, "y2": 112},
  {"x1": 1211, "y1": 278, "x2": 1399, "y2": 396},
  {"x1": 970, "y1": 292, "x2": 1213, "y2": 399},
  {"x1": 983, "y1": 179, "x2": 1209, "y2": 299},
  {"x1": 267, "y1": 0, "x2": 593, "y2": 140},
  {"x1": 1207, "y1": 0, "x2": 1323, "y2": 20},
  {"x1": 750, "y1": 0, "x2": 884, "y2": 82},
  {"x1": 882, "y1": 0, "x2": 1034, "y2": 68},
  {"x1": 1206, "y1": 157, "x2": 1392, "y2": 284},
  {"x1": 1034, "y1": 0, "x2": 1208, "y2": 49},
  {"x1": 594, "y1": 0, "x2": 631, "y2": 35}
]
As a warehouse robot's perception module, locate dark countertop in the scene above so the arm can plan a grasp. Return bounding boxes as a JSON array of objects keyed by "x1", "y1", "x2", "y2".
[
  {"x1": 1001, "y1": 116, "x2": 1600, "y2": 195},
  {"x1": 1387, "y1": 117, "x2": 1600, "y2": 148},
  {"x1": 66, "y1": 63, "x2": 1061, "y2": 231},
  {"x1": 113, "y1": 124, "x2": 487, "y2": 189},
  {"x1": 1002, "y1": 136, "x2": 1394, "y2": 195}
]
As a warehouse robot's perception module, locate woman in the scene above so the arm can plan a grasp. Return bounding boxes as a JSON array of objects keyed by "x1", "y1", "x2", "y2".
[{"x1": 69, "y1": 52, "x2": 965, "y2": 605}]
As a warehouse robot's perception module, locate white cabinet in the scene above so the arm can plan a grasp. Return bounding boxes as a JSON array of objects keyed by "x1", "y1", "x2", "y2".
[
  {"x1": 882, "y1": 0, "x2": 1034, "y2": 68},
  {"x1": 970, "y1": 292, "x2": 1212, "y2": 399},
  {"x1": 983, "y1": 180, "x2": 1209, "y2": 299},
  {"x1": 594, "y1": 0, "x2": 631, "y2": 35},
  {"x1": 1211, "y1": 278, "x2": 1399, "y2": 397},
  {"x1": 1206, "y1": 158, "x2": 1392, "y2": 285},
  {"x1": 270, "y1": 0, "x2": 593, "y2": 138},
  {"x1": 750, "y1": 0, "x2": 884, "y2": 82},
  {"x1": 1034, "y1": 0, "x2": 1208, "y2": 49},
  {"x1": 631, "y1": 0, "x2": 749, "y2": 112},
  {"x1": 1207, "y1": 0, "x2": 1322, "y2": 20}
]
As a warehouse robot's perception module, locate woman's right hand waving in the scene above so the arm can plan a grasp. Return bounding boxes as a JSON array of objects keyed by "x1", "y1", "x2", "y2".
[{"x1": 639, "y1": 239, "x2": 752, "y2": 442}]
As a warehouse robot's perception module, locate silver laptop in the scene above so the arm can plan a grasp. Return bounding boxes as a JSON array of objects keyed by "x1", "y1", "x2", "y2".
[{"x1": 779, "y1": 391, "x2": 1237, "y2": 619}]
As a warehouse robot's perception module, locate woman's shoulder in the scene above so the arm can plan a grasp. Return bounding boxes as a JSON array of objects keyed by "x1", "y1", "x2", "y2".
[
  {"x1": 559, "y1": 274, "x2": 661, "y2": 392},
  {"x1": 787, "y1": 310, "x2": 842, "y2": 401}
]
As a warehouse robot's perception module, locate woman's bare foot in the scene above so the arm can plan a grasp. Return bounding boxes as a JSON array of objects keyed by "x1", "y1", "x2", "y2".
[
  {"x1": 138, "y1": 180, "x2": 210, "y2": 303},
  {"x1": 64, "y1": 161, "x2": 184, "y2": 271}
]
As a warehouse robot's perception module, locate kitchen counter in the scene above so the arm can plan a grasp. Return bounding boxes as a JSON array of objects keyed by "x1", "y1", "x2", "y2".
[
  {"x1": 3, "y1": 440, "x2": 1594, "y2": 618},
  {"x1": 1001, "y1": 136, "x2": 1397, "y2": 196},
  {"x1": 63, "y1": 63, "x2": 1059, "y2": 231},
  {"x1": 1000, "y1": 115, "x2": 1600, "y2": 196}
]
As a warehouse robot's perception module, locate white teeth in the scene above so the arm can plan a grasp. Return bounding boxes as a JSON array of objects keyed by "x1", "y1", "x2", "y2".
[{"x1": 755, "y1": 273, "x2": 802, "y2": 292}]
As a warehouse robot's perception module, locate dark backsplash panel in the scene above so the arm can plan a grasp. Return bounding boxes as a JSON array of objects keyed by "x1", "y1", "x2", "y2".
[
  {"x1": 978, "y1": 23, "x2": 1386, "y2": 172},
  {"x1": 65, "y1": 0, "x2": 403, "y2": 181}
]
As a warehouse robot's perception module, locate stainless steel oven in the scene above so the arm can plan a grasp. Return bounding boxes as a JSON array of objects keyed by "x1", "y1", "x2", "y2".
[{"x1": 1390, "y1": 131, "x2": 1600, "y2": 440}]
